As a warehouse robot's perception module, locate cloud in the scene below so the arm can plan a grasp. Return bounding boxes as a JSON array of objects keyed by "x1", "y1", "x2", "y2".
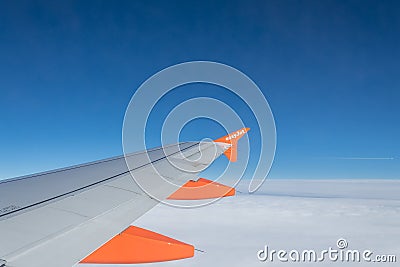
[
  {"x1": 85, "y1": 179, "x2": 400, "y2": 267},
  {"x1": 323, "y1": 157, "x2": 395, "y2": 160}
]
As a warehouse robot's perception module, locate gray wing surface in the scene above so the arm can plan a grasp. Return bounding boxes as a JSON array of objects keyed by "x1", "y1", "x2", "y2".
[{"x1": 0, "y1": 141, "x2": 226, "y2": 267}]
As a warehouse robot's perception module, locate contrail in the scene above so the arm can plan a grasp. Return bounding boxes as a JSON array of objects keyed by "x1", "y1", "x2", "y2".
[{"x1": 329, "y1": 157, "x2": 395, "y2": 160}]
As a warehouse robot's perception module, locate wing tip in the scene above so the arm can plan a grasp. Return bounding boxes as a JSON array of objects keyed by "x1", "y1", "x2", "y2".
[{"x1": 213, "y1": 127, "x2": 250, "y2": 162}]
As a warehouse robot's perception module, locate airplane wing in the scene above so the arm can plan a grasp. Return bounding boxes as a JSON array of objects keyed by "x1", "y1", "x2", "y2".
[{"x1": 0, "y1": 128, "x2": 249, "y2": 267}]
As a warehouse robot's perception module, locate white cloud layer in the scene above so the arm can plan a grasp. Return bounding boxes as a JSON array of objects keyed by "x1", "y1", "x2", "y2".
[{"x1": 86, "y1": 179, "x2": 400, "y2": 266}]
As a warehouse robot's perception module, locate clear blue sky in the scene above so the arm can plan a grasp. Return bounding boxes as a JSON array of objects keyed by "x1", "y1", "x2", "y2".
[{"x1": 0, "y1": 0, "x2": 399, "y2": 180}]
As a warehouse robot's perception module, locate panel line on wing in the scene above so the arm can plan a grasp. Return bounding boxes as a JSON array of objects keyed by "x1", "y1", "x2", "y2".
[{"x1": 103, "y1": 184, "x2": 143, "y2": 194}]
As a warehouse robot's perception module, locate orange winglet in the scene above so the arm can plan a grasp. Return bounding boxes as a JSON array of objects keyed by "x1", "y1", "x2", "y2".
[
  {"x1": 80, "y1": 226, "x2": 194, "y2": 264},
  {"x1": 167, "y1": 178, "x2": 235, "y2": 200},
  {"x1": 214, "y1": 127, "x2": 250, "y2": 162}
]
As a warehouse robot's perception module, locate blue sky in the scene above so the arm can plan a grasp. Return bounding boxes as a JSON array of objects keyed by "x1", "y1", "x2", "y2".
[{"x1": 0, "y1": 0, "x2": 399, "y2": 180}]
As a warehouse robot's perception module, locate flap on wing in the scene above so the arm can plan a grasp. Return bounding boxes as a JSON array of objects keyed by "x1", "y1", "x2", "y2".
[
  {"x1": 167, "y1": 178, "x2": 235, "y2": 200},
  {"x1": 213, "y1": 127, "x2": 250, "y2": 162},
  {"x1": 80, "y1": 226, "x2": 194, "y2": 264}
]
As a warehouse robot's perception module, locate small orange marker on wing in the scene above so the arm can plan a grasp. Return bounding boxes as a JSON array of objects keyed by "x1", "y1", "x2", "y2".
[
  {"x1": 168, "y1": 178, "x2": 235, "y2": 200},
  {"x1": 80, "y1": 226, "x2": 194, "y2": 264}
]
